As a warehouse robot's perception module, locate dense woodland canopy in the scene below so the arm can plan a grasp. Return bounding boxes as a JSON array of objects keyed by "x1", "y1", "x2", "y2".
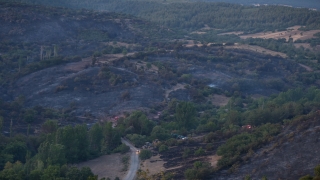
[{"x1": 10, "y1": 0, "x2": 320, "y2": 32}]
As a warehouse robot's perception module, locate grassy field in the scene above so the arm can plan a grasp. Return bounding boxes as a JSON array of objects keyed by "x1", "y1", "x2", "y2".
[
  {"x1": 77, "y1": 153, "x2": 129, "y2": 179},
  {"x1": 239, "y1": 26, "x2": 320, "y2": 42}
]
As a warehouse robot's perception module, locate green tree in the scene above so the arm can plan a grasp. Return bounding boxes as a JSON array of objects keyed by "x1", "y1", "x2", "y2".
[
  {"x1": 184, "y1": 161, "x2": 211, "y2": 180},
  {"x1": 0, "y1": 116, "x2": 3, "y2": 132},
  {"x1": 79, "y1": 167, "x2": 94, "y2": 180},
  {"x1": 23, "y1": 109, "x2": 36, "y2": 124},
  {"x1": 0, "y1": 161, "x2": 25, "y2": 180},
  {"x1": 3, "y1": 141, "x2": 27, "y2": 163},
  {"x1": 38, "y1": 141, "x2": 66, "y2": 166},
  {"x1": 101, "y1": 122, "x2": 121, "y2": 153},
  {"x1": 299, "y1": 175, "x2": 313, "y2": 180},
  {"x1": 30, "y1": 169, "x2": 43, "y2": 180},
  {"x1": 125, "y1": 134, "x2": 147, "y2": 148},
  {"x1": 182, "y1": 148, "x2": 191, "y2": 160},
  {"x1": 41, "y1": 120, "x2": 58, "y2": 134},
  {"x1": 150, "y1": 126, "x2": 170, "y2": 141},
  {"x1": 88, "y1": 123, "x2": 103, "y2": 156},
  {"x1": 74, "y1": 125, "x2": 89, "y2": 161},
  {"x1": 66, "y1": 166, "x2": 81, "y2": 180},
  {"x1": 47, "y1": 144, "x2": 66, "y2": 166},
  {"x1": 194, "y1": 147, "x2": 205, "y2": 156},
  {"x1": 124, "y1": 111, "x2": 154, "y2": 135},
  {"x1": 41, "y1": 165, "x2": 60, "y2": 180},
  {"x1": 55, "y1": 124, "x2": 89, "y2": 163},
  {"x1": 175, "y1": 102, "x2": 196, "y2": 130},
  {"x1": 139, "y1": 150, "x2": 152, "y2": 160},
  {"x1": 158, "y1": 145, "x2": 168, "y2": 153},
  {"x1": 315, "y1": 165, "x2": 320, "y2": 176}
]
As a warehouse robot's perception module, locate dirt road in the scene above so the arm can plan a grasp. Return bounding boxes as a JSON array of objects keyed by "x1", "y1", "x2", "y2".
[{"x1": 122, "y1": 138, "x2": 140, "y2": 180}]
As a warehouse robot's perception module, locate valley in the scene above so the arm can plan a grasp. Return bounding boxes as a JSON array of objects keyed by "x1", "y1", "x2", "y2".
[{"x1": 0, "y1": 1, "x2": 320, "y2": 180}]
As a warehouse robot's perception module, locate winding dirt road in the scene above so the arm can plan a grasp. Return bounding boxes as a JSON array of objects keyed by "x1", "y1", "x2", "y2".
[{"x1": 122, "y1": 138, "x2": 140, "y2": 180}]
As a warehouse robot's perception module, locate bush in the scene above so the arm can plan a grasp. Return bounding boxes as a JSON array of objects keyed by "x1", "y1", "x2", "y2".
[
  {"x1": 113, "y1": 144, "x2": 130, "y2": 154},
  {"x1": 315, "y1": 164, "x2": 320, "y2": 176},
  {"x1": 299, "y1": 175, "x2": 313, "y2": 180},
  {"x1": 139, "y1": 150, "x2": 152, "y2": 160},
  {"x1": 194, "y1": 147, "x2": 205, "y2": 156},
  {"x1": 165, "y1": 138, "x2": 178, "y2": 146},
  {"x1": 125, "y1": 134, "x2": 148, "y2": 148},
  {"x1": 158, "y1": 145, "x2": 168, "y2": 153},
  {"x1": 184, "y1": 161, "x2": 211, "y2": 180}
]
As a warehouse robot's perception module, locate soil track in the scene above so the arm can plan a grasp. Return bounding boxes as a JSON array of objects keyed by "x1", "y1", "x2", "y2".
[
  {"x1": 122, "y1": 138, "x2": 140, "y2": 180},
  {"x1": 240, "y1": 26, "x2": 320, "y2": 41},
  {"x1": 226, "y1": 44, "x2": 287, "y2": 58}
]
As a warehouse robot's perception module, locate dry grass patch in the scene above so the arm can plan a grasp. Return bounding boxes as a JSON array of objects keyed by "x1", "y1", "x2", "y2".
[
  {"x1": 184, "y1": 40, "x2": 203, "y2": 48},
  {"x1": 207, "y1": 155, "x2": 222, "y2": 168},
  {"x1": 165, "y1": 83, "x2": 186, "y2": 99},
  {"x1": 251, "y1": 94, "x2": 267, "y2": 100},
  {"x1": 218, "y1": 31, "x2": 244, "y2": 36},
  {"x1": 240, "y1": 26, "x2": 320, "y2": 42},
  {"x1": 135, "y1": 61, "x2": 159, "y2": 74},
  {"x1": 77, "y1": 153, "x2": 129, "y2": 180},
  {"x1": 210, "y1": 94, "x2": 230, "y2": 107},
  {"x1": 98, "y1": 52, "x2": 135, "y2": 64},
  {"x1": 141, "y1": 155, "x2": 165, "y2": 175},
  {"x1": 298, "y1": 63, "x2": 313, "y2": 72},
  {"x1": 104, "y1": 41, "x2": 137, "y2": 48},
  {"x1": 226, "y1": 44, "x2": 287, "y2": 58},
  {"x1": 63, "y1": 58, "x2": 91, "y2": 72},
  {"x1": 191, "y1": 31, "x2": 207, "y2": 35}
]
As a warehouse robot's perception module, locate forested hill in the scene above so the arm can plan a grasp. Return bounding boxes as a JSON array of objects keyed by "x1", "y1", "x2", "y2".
[
  {"x1": 202, "y1": 0, "x2": 320, "y2": 10},
  {"x1": 9, "y1": 0, "x2": 320, "y2": 32},
  {"x1": 0, "y1": 1, "x2": 175, "y2": 87}
]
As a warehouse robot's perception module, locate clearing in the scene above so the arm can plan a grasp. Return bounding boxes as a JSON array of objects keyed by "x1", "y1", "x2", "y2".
[
  {"x1": 165, "y1": 83, "x2": 186, "y2": 99},
  {"x1": 218, "y1": 31, "x2": 244, "y2": 36},
  {"x1": 298, "y1": 63, "x2": 313, "y2": 72},
  {"x1": 207, "y1": 154, "x2": 222, "y2": 168},
  {"x1": 210, "y1": 94, "x2": 230, "y2": 107},
  {"x1": 97, "y1": 52, "x2": 135, "y2": 65},
  {"x1": 294, "y1": 43, "x2": 320, "y2": 52},
  {"x1": 77, "y1": 153, "x2": 129, "y2": 180},
  {"x1": 239, "y1": 26, "x2": 320, "y2": 41},
  {"x1": 226, "y1": 44, "x2": 287, "y2": 58},
  {"x1": 141, "y1": 155, "x2": 165, "y2": 175}
]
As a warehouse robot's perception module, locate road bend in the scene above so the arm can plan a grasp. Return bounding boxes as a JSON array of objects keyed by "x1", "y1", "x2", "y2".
[{"x1": 121, "y1": 138, "x2": 140, "y2": 180}]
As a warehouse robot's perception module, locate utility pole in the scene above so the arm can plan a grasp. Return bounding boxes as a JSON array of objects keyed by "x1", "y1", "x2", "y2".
[
  {"x1": 54, "y1": 45, "x2": 58, "y2": 57},
  {"x1": 10, "y1": 119, "x2": 13, "y2": 138},
  {"x1": 40, "y1": 46, "x2": 44, "y2": 61}
]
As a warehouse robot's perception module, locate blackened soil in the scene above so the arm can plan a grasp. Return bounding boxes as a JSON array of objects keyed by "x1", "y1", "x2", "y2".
[{"x1": 213, "y1": 112, "x2": 320, "y2": 180}]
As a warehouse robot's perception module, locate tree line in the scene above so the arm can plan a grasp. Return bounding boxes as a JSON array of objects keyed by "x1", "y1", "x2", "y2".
[{"x1": 12, "y1": 0, "x2": 320, "y2": 32}]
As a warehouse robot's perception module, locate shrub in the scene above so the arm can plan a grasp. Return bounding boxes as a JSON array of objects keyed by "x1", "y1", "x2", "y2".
[
  {"x1": 299, "y1": 175, "x2": 313, "y2": 180},
  {"x1": 158, "y1": 145, "x2": 168, "y2": 153},
  {"x1": 113, "y1": 144, "x2": 130, "y2": 154},
  {"x1": 121, "y1": 91, "x2": 130, "y2": 101},
  {"x1": 194, "y1": 147, "x2": 205, "y2": 156},
  {"x1": 139, "y1": 150, "x2": 152, "y2": 160},
  {"x1": 184, "y1": 161, "x2": 211, "y2": 180},
  {"x1": 165, "y1": 138, "x2": 178, "y2": 147},
  {"x1": 315, "y1": 164, "x2": 320, "y2": 176}
]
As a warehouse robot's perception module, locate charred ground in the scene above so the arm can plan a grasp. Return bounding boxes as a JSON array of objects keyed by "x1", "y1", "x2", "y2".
[{"x1": 1, "y1": 1, "x2": 320, "y2": 180}]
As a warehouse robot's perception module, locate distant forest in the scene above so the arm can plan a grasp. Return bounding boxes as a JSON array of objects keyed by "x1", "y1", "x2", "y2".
[
  {"x1": 202, "y1": 0, "x2": 320, "y2": 10},
  {"x1": 8, "y1": 0, "x2": 320, "y2": 32}
]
